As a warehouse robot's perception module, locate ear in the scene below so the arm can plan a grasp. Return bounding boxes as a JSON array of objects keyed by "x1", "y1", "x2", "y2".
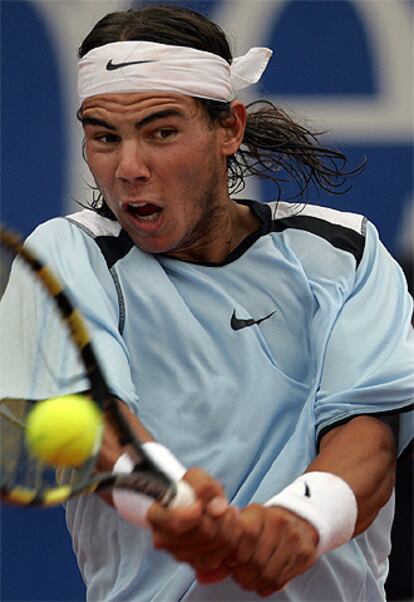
[{"x1": 220, "y1": 100, "x2": 247, "y2": 157}]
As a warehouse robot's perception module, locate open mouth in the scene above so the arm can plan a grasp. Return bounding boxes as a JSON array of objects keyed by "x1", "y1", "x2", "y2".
[{"x1": 126, "y1": 202, "x2": 163, "y2": 222}]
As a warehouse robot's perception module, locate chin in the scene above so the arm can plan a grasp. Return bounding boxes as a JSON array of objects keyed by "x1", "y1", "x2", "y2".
[{"x1": 131, "y1": 237, "x2": 174, "y2": 255}]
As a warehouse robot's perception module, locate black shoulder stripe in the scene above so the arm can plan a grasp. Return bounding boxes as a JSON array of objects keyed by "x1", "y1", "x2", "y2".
[
  {"x1": 317, "y1": 404, "x2": 414, "y2": 453},
  {"x1": 271, "y1": 215, "x2": 365, "y2": 265},
  {"x1": 94, "y1": 229, "x2": 134, "y2": 269}
]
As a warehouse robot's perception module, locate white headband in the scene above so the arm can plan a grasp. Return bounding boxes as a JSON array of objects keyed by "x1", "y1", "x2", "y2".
[{"x1": 78, "y1": 41, "x2": 272, "y2": 104}]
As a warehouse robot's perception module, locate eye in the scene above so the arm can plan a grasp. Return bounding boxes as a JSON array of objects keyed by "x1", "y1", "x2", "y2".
[
  {"x1": 95, "y1": 132, "x2": 120, "y2": 144},
  {"x1": 153, "y1": 128, "x2": 177, "y2": 141}
]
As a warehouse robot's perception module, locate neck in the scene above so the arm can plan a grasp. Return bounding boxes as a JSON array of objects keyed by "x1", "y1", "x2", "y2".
[{"x1": 166, "y1": 199, "x2": 261, "y2": 264}]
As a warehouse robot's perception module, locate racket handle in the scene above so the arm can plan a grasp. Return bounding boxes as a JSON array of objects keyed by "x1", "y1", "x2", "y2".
[
  {"x1": 113, "y1": 478, "x2": 196, "y2": 528},
  {"x1": 141, "y1": 442, "x2": 196, "y2": 506},
  {"x1": 113, "y1": 447, "x2": 196, "y2": 527},
  {"x1": 169, "y1": 479, "x2": 196, "y2": 508},
  {"x1": 112, "y1": 481, "x2": 196, "y2": 528}
]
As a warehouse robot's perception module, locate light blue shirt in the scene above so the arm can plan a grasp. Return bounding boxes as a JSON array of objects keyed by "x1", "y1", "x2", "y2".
[{"x1": 4, "y1": 200, "x2": 413, "y2": 601}]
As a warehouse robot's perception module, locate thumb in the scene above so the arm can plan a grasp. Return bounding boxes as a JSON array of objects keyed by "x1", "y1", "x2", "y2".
[{"x1": 184, "y1": 467, "x2": 228, "y2": 515}]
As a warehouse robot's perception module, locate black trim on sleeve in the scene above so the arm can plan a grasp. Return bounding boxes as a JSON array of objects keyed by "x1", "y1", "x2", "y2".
[
  {"x1": 317, "y1": 405, "x2": 414, "y2": 452},
  {"x1": 95, "y1": 229, "x2": 134, "y2": 269},
  {"x1": 271, "y1": 215, "x2": 366, "y2": 266}
]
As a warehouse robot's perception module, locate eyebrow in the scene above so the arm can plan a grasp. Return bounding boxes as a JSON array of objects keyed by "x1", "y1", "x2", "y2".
[
  {"x1": 136, "y1": 109, "x2": 186, "y2": 129},
  {"x1": 81, "y1": 109, "x2": 186, "y2": 131},
  {"x1": 81, "y1": 116, "x2": 116, "y2": 130}
]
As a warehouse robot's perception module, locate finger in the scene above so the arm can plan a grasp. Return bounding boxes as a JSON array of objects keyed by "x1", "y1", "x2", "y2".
[
  {"x1": 184, "y1": 468, "x2": 228, "y2": 511},
  {"x1": 185, "y1": 542, "x2": 234, "y2": 570},
  {"x1": 248, "y1": 518, "x2": 277, "y2": 570},
  {"x1": 147, "y1": 499, "x2": 203, "y2": 536},
  {"x1": 263, "y1": 511, "x2": 317, "y2": 588},
  {"x1": 249, "y1": 547, "x2": 291, "y2": 594},
  {"x1": 270, "y1": 537, "x2": 316, "y2": 591},
  {"x1": 232, "y1": 518, "x2": 277, "y2": 590},
  {"x1": 153, "y1": 515, "x2": 220, "y2": 554},
  {"x1": 196, "y1": 566, "x2": 231, "y2": 584},
  {"x1": 231, "y1": 564, "x2": 259, "y2": 590},
  {"x1": 230, "y1": 507, "x2": 290, "y2": 592},
  {"x1": 246, "y1": 511, "x2": 318, "y2": 594},
  {"x1": 206, "y1": 495, "x2": 229, "y2": 517},
  {"x1": 257, "y1": 587, "x2": 277, "y2": 598},
  {"x1": 211, "y1": 505, "x2": 243, "y2": 553},
  {"x1": 154, "y1": 506, "x2": 241, "y2": 565},
  {"x1": 192, "y1": 506, "x2": 243, "y2": 570},
  {"x1": 231, "y1": 543, "x2": 291, "y2": 595},
  {"x1": 148, "y1": 468, "x2": 230, "y2": 541},
  {"x1": 233, "y1": 505, "x2": 265, "y2": 565}
]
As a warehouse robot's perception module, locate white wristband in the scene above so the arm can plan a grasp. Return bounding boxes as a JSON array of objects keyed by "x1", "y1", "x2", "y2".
[
  {"x1": 112, "y1": 443, "x2": 187, "y2": 528},
  {"x1": 265, "y1": 472, "x2": 358, "y2": 556}
]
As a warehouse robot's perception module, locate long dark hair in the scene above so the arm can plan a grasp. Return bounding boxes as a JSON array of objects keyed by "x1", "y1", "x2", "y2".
[{"x1": 78, "y1": 4, "x2": 365, "y2": 218}]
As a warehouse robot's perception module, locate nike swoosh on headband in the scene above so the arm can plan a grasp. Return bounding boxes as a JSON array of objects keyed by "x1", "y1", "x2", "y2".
[
  {"x1": 79, "y1": 42, "x2": 272, "y2": 103},
  {"x1": 230, "y1": 309, "x2": 276, "y2": 331},
  {"x1": 106, "y1": 59, "x2": 157, "y2": 70}
]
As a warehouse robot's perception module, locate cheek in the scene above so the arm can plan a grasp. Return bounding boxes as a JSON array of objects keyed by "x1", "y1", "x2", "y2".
[
  {"x1": 166, "y1": 143, "x2": 220, "y2": 191},
  {"x1": 86, "y1": 152, "x2": 114, "y2": 190},
  {"x1": 85, "y1": 143, "x2": 97, "y2": 171}
]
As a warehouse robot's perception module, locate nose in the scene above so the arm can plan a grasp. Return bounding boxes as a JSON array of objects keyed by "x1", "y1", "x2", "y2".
[{"x1": 115, "y1": 140, "x2": 151, "y2": 182}]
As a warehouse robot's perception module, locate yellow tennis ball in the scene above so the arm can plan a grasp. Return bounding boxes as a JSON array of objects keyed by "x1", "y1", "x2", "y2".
[{"x1": 25, "y1": 395, "x2": 103, "y2": 467}]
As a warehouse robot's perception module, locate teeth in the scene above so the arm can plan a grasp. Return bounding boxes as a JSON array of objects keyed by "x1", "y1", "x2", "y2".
[
  {"x1": 128, "y1": 202, "x2": 147, "y2": 208},
  {"x1": 125, "y1": 201, "x2": 161, "y2": 222},
  {"x1": 135, "y1": 213, "x2": 160, "y2": 222}
]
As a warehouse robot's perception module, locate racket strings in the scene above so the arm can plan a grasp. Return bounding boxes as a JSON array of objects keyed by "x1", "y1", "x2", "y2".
[
  {"x1": 0, "y1": 399, "x2": 28, "y2": 487},
  {"x1": 0, "y1": 398, "x2": 51, "y2": 496},
  {"x1": 0, "y1": 228, "x2": 176, "y2": 507},
  {"x1": 0, "y1": 240, "x2": 93, "y2": 504}
]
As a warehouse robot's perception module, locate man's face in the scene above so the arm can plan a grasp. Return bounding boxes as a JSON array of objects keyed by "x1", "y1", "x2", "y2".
[{"x1": 82, "y1": 92, "x2": 232, "y2": 259}]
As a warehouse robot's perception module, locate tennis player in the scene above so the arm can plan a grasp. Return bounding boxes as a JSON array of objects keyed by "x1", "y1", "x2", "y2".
[{"x1": 18, "y1": 5, "x2": 414, "y2": 600}]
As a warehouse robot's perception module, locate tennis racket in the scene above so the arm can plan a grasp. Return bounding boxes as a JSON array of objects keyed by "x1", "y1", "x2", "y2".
[{"x1": 0, "y1": 226, "x2": 195, "y2": 509}]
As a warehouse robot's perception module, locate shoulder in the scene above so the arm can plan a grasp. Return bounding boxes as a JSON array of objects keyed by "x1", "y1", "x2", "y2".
[
  {"x1": 66, "y1": 210, "x2": 136, "y2": 268},
  {"x1": 31, "y1": 210, "x2": 135, "y2": 270},
  {"x1": 26, "y1": 211, "x2": 132, "y2": 331},
  {"x1": 65, "y1": 209, "x2": 122, "y2": 238},
  {"x1": 268, "y1": 201, "x2": 366, "y2": 266}
]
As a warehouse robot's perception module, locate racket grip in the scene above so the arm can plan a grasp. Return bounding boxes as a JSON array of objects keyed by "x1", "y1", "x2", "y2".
[
  {"x1": 113, "y1": 446, "x2": 196, "y2": 527},
  {"x1": 169, "y1": 479, "x2": 196, "y2": 508}
]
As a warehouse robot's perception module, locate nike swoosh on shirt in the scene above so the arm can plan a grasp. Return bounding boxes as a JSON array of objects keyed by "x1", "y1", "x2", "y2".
[
  {"x1": 106, "y1": 59, "x2": 157, "y2": 70},
  {"x1": 230, "y1": 309, "x2": 276, "y2": 331}
]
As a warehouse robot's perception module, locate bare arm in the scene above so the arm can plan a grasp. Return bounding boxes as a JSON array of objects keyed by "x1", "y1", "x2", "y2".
[
  {"x1": 201, "y1": 415, "x2": 397, "y2": 595},
  {"x1": 307, "y1": 414, "x2": 397, "y2": 535}
]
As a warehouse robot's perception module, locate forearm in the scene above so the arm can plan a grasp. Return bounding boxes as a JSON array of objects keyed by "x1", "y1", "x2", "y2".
[
  {"x1": 219, "y1": 415, "x2": 397, "y2": 595},
  {"x1": 307, "y1": 415, "x2": 397, "y2": 536}
]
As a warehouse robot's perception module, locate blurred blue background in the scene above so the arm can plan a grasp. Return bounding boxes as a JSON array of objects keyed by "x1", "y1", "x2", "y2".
[{"x1": 1, "y1": 1, "x2": 412, "y2": 600}]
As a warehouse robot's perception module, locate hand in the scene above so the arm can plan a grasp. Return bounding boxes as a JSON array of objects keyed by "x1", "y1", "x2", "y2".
[
  {"x1": 147, "y1": 468, "x2": 242, "y2": 576},
  {"x1": 222, "y1": 504, "x2": 318, "y2": 597}
]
